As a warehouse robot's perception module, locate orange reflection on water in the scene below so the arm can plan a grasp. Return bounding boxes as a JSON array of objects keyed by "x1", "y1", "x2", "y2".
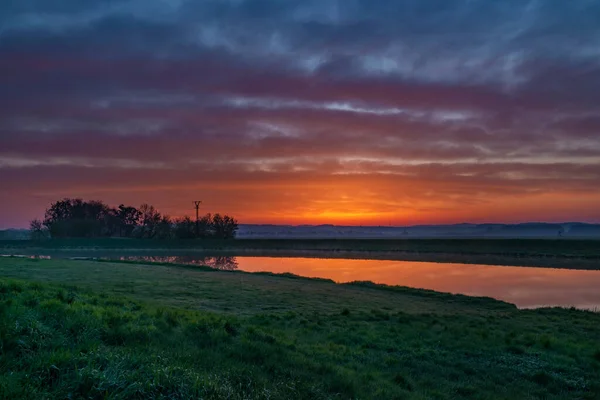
[{"x1": 235, "y1": 257, "x2": 600, "y2": 310}]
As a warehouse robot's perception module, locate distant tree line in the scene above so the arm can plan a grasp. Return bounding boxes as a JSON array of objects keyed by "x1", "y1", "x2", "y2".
[{"x1": 29, "y1": 198, "x2": 238, "y2": 240}]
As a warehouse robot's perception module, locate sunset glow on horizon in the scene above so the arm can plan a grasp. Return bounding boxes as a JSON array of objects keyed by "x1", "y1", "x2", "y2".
[{"x1": 1, "y1": 1, "x2": 600, "y2": 228}]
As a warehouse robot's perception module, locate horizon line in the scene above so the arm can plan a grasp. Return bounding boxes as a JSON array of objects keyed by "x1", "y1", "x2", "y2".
[{"x1": 3, "y1": 220, "x2": 600, "y2": 231}]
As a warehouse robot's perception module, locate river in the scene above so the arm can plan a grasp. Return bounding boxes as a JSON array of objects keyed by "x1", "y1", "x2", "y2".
[{"x1": 8, "y1": 253, "x2": 600, "y2": 310}]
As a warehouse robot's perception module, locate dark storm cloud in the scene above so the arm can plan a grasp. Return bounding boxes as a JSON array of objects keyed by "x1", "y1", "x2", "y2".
[{"x1": 1, "y1": 0, "x2": 600, "y2": 226}]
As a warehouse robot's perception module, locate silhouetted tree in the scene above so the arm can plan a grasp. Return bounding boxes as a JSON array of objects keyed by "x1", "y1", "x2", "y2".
[
  {"x1": 173, "y1": 214, "x2": 217, "y2": 239},
  {"x1": 43, "y1": 198, "x2": 113, "y2": 238},
  {"x1": 137, "y1": 204, "x2": 164, "y2": 238},
  {"x1": 155, "y1": 215, "x2": 173, "y2": 239},
  {"x1": 174, "y1": 216, "x2": 196, "y2": 239},
  {"x1": 198, "y1": 213, "x2": 213, "y2": 238},
  {"x1": 113, "y1": 205, "x2": 142, "y2": 237},
  {"x1": 33, "y1": 198, "x2": 239, "y2": 240},
  {"x1": 211, "y1": 213, "x2": 239, "y2": 239},
  {"x1": 29, "y1": 219, "x2": 48, "y2": 241}
]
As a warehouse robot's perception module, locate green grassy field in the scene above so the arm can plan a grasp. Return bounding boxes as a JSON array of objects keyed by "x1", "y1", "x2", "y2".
[{"x1": 1, "y1": 257, "x2": 599, "y2": 399}]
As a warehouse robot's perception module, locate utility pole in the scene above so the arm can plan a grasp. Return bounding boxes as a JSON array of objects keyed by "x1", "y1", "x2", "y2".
[{"x1": 194, "y1": 200, "x2": 202, "y2": 237}]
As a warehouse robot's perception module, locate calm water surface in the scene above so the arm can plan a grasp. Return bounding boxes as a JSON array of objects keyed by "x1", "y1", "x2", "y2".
[
  {"x1": 8, "y1": 254, "x2": 600, "y2": 310},
  {"x1": 104, "y1": 255, "x2": 600, "y2": 310}
]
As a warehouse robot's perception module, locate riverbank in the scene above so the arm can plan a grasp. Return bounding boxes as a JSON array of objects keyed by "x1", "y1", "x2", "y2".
[
  {"x1": 1, "y1": 257, "x2": 599, "y2": 399},
  {"x1": 2, "y1": 238, "x2": 600, "y2": 270}
]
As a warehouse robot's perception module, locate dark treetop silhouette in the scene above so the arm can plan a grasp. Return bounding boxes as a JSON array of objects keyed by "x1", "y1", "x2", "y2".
[{"x1": 30, "y1": 198, "x2": 238, "y2": 239}]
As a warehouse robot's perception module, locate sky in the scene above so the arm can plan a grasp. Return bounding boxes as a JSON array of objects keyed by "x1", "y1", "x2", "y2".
[{"x1": 1, "y1": 0, "x2": 600, "y2": 228}]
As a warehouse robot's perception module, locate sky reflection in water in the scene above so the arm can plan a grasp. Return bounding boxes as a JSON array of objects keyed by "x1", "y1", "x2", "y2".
[{"x1": 113, "y1": 255, "x2": 600, "y2": 310}]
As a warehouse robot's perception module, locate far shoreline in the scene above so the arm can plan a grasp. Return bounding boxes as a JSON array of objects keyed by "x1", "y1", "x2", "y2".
[{"x1": 3, "y1": 240, "x2": 600, "y2": 270}]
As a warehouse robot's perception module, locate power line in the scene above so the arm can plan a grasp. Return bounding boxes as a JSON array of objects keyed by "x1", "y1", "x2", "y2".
[{"x1": 194, "y1": 200, "x2": 202, "y2": 237}]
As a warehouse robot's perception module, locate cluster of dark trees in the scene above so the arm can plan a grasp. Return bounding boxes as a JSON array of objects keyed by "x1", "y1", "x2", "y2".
[{"x1": 30, "y1": 198, "x2": 238, "y2": 240}]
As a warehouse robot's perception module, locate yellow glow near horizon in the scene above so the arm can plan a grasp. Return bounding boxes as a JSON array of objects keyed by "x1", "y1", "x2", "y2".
[{"x1": 309, "y1": 210, "x2": 390, "y2": 219}]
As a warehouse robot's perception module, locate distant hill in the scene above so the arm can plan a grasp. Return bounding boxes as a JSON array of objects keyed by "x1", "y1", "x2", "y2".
[
  {"x1": 237, "y1": 223, "x2": 600, "y2": 239},
  {"x1": 0, "y1": 229, "x2": 30, "y2": 240},
  {"x1": 3, "y1": 223, "x2": 600, "y2": 240}
]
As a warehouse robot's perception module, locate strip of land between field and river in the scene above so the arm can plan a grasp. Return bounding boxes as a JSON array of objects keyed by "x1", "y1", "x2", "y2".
[{"x1": 2, "y1": 238, "x2": 600, "y2": 270}]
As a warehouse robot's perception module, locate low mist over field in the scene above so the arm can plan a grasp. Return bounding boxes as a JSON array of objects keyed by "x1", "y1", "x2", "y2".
[
  {"x1": 239, "y1": 222, "x2": 600, "y2": 239},
  {"x1": 3, "y1": 222, "x2": 600, "y2": 240}
]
